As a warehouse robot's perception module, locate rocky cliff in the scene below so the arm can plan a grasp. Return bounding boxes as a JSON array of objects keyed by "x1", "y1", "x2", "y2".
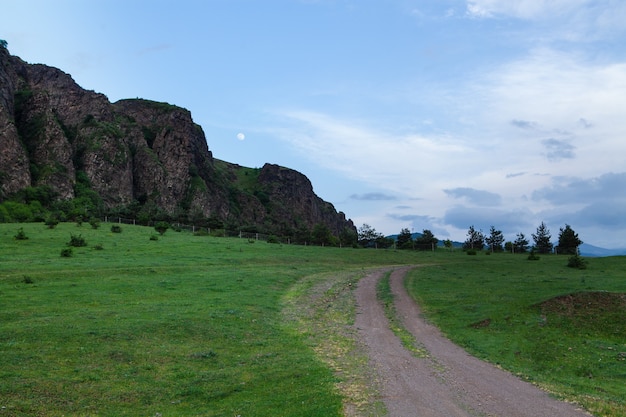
[{"x1": 0, "y1": 46, "x2": 355, "y2": 240}]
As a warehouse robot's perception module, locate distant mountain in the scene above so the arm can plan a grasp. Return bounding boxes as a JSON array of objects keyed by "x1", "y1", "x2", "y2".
[{"x1": 578, "y1": 243, "x2": 626, "y2": 257}]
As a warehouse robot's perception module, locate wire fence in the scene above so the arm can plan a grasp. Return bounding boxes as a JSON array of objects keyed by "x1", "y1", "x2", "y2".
[{"x1": 102, "y1": 216, "x2": 285, "y2": 243}]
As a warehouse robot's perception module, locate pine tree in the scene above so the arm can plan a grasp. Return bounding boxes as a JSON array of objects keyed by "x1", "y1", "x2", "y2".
[
  {"x1": 485, "y1": 226, "x2": 504, "y2": 252},
  {"x1": 532, "y1": 222, "x2": 553, "y2": 254},
  {"x1": 415, "y1": 229, "x2": 438, "y2": 251},
  {"x1": 396, "y1": 228, "x2": 413, "y2": 249},
  {"x1": 513, "y1": 233, "x2": 529, "y2": 253},
  {"x1": 463, "y1": 225, "x2": 485, "y2": 250},
  {"x1": 557, "y1": 224, "x2": 582, "y2": 255}
]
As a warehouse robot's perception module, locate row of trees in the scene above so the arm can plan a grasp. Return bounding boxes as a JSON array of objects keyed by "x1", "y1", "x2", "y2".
[
  {"x1": 463, "y1": 222, "x2": 582, "y2": 254},
  {"x1": 356, "y1": 221, "x2": 582, "y2": 255},
  {"x1": 357, "y1": 224, "x2": 442, "y2": 250}
]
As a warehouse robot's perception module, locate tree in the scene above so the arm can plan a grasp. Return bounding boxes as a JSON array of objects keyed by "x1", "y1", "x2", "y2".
[
  {"x1": 532, "y1": 222, "x2": 553, "y2": 254},
  {"x1": 443, "y1": 239, "x2": 453, "y2": 251},
  {"x1": 396, "y1": 228, "x2": 413, "y2": 249},
  {"x1": 312, "y1": 223, "x2": 334, "y2": 246},
  {"x1": 485, "y1": 226, "x2": 504, "y2": 252},
  {"x1": 154, "y1": 221, "x2": 170, "y2": 235},
  {"x1": 415, "y1": 229, "x2": 438, "y2": 251},
  {"x1": 463, "y1": 225, "x2": 484, "y2": 250},
  {"x1": 512, "y1": 233, "x2": 529, "y2": 253},
  {"x1": 0, "y1": 39, "x2": 7, "y2": 49},
  {"x1": 358, "y1": 223, "x2": 384, "y2": 248},
  {"x1": 339, "y1": 227, "x2": 358, "y2": 247},
  {"x1": 557, "y1": 224, "x2": 582, "y2": 255}
]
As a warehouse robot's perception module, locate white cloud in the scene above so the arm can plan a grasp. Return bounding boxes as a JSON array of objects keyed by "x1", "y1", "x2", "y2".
[
  {"x1": 443, "y1": 187, "x2": 502, "y2": 206},
  {"x1": 272, "y1": 110, "x2": 472, "y2": 193},
  {"x1": 466, "y1": 0, "x2": 589, "y2": 20},
  {"x1": 471, "y1": 47, "x2": 626, "y2": 178}
]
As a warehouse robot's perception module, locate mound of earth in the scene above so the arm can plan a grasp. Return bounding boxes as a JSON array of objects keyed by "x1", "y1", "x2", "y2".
[{"x1": 537, "y1": 291, "x2": 626, "y2": 333}]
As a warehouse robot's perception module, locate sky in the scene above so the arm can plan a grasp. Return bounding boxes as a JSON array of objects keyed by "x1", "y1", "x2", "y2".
[{"x1": 2, "y1": 0, "x2": 626, "y2": 248}]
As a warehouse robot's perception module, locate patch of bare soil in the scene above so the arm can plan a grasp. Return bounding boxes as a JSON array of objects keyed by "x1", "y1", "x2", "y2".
[
  {"x1": 538, "y1": 292, "x2": 626, "y2": 319},
  {"x1": 354, "y1": 267, "x2": 594, "y2": 417}
]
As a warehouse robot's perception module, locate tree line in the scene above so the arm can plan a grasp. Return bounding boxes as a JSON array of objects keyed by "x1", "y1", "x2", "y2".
[
  {"x1": 462, "y1": 222, "x2": 582, "y2": 255},
  {"x1": 357, "y1": 221, "x2": 583, "y2": 255}
]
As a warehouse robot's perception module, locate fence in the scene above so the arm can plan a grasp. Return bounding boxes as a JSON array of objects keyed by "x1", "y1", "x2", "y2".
[{"x1": 102, "y1": 216, "x2": 275, "y2": 242}]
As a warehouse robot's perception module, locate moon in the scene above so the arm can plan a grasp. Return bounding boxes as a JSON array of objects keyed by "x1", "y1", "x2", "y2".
[{"x1": 236, "y1": 132, "x2": 245, "y2": 141}]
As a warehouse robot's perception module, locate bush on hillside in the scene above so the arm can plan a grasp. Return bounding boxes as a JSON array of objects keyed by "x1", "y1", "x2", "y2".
[
  {"x1": 567, "y1": 253, "x2": 588, "y2": 270},
  {"x1": 14, "y1": 227, "x2": 28, "y2": 240},
  {"x1": 68, "y1": 233, "x2": 87, "y2": 247},
  {"x1": 89, "y1": 218, "x2": 101, "y2": 229},
  {"x1": 527, "y1": 249, "x2": 540, "y2": 261},
  {"x1": 154, "y1": 221, "x2": 170, "y2": 235},
  {"x1": 45, "y1": 216, "x2": 59, "y2": 229}
]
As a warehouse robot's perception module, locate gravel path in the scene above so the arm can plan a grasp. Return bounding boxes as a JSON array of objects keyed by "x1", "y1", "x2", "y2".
[{"x1": 354, "y1": 266, "x2": 593, "y2": 417}]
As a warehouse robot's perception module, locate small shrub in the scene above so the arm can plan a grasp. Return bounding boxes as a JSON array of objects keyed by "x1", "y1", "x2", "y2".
[
  {"x1": 23, "y1": 276, "x2": 34, "y2": 284},
  {"x1": 267, "y1": 235, "x2": 281, "y2": 244},
  {"x1": 45, "y1": 217, "x2": 59, "y2": 229},
  {"x1": 89, "y1": 218, "x2": 101, "y2": 229},
  {"x1": 150, "y1": 234, "x2": 159, "y2": 241},
  {"x1": 567, "y1": 253, "x2": 588, "y2": 269},
  {"x1": 14, "y1": 227, "x2": 28, "y2": 240},
  {"x1": 75, "y1": 217, "x2": 83, "y2": 227},
  {"x1": 111, "y1": 225, "x2": 122, "y2": 233},
  {"x1": 60, "y1": 248, "x2": 73, "y2": 257},
  {"x1": 193, "y1": 229, "x2": 209, "y2": 236},
  {"x1": 93, "y1": 243, "x2": 104, "y2": 250},
  {"x1": 68, "y1": 233, "x2": 87, "y2": 247},
  {"x1": 527, "y1": 249, "x2": 540, "y2": 261},
  {"x1": 466, "y1": 249, "x2": 477, "y2": 256},
  {"x1": 154, "y1": 221, "x2": 170, "y2": 236}
]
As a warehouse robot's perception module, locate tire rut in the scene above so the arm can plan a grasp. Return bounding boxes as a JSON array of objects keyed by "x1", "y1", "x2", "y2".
[{"x1": 354, "y1": 266, "x2": 593, "y2": 417}]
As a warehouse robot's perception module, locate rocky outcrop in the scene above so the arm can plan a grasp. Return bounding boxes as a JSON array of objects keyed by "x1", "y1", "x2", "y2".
[{"x1": 0, "y1": 46, "x2": 355, "y2": 238}]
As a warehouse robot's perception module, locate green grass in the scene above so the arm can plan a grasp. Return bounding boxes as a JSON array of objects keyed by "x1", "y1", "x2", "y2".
[
  {"x1": 405, "y1": 252, "x2": 626, "y2": 417},
  {"x1": 0, "y1": 222, "x2": 416, "y2": 416},
  {"x1": 2, "y1": 223, "x2": 625, "y2": 416}
]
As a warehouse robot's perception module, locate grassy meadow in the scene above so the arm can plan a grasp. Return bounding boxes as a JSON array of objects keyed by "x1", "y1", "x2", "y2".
[
  {"x1": 0, "y1": 222, "x2": 415, "y2": 416},
  {"x1": 405, "y1": 253, "x2": 626, "y2": 417},
  {"x1": 1, "y1": 222, "x2": 624, "y2": 416}
]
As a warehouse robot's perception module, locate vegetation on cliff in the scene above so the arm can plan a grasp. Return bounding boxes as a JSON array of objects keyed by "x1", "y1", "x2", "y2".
[{"x1": 0, "y1": 48, "x2": 355, "y2": 243}]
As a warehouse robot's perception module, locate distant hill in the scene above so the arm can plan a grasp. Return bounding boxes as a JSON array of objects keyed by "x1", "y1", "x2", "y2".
[{"x1": 578, "y1": 243, "x2": 626, "y2": 257}]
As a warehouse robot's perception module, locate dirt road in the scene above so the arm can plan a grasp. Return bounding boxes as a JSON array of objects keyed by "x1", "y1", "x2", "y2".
[{"x1": 354, "y1": 267, "x2": 593, "y2": 417}]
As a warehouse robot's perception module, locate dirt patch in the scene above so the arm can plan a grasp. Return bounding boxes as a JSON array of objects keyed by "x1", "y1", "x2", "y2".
[
  {"x1": 469, "y1": 317, "x2": 492, "y2": 328},
  {"x1": 538, "y1": 291, "x2": 626, "y2": 317},
  {"x1": 355, "y1": 267, "x2": 594, "y2": 417},
  {"x1": 537, "y1": 291, "x2": 626, "y2": 335}
]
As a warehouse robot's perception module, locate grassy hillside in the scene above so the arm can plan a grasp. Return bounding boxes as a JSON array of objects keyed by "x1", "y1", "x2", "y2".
[
  {"x1": 1, "y1": 222, "x2": 624, "y2": 416},
  {"x1": 0, "y1": 222, "x2": 413, "y2": 416},
  {"x1": 405, "y1": 253, "x2": 626, "y2": 417}
]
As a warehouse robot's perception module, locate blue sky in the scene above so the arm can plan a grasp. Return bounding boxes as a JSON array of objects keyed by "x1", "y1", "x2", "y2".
[{"x1": 3, "y1": 0, "x2": 626, "y2": 248}]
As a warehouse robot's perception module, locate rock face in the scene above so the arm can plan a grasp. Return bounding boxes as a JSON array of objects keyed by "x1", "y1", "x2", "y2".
[{"x1": 0, "y1": 47, "x2": 355, "y2": 238}]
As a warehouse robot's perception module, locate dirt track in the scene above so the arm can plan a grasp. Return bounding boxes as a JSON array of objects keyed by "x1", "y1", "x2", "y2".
[{"x1": 354, "y1": 267, "x2": 593, "y2": 417}]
